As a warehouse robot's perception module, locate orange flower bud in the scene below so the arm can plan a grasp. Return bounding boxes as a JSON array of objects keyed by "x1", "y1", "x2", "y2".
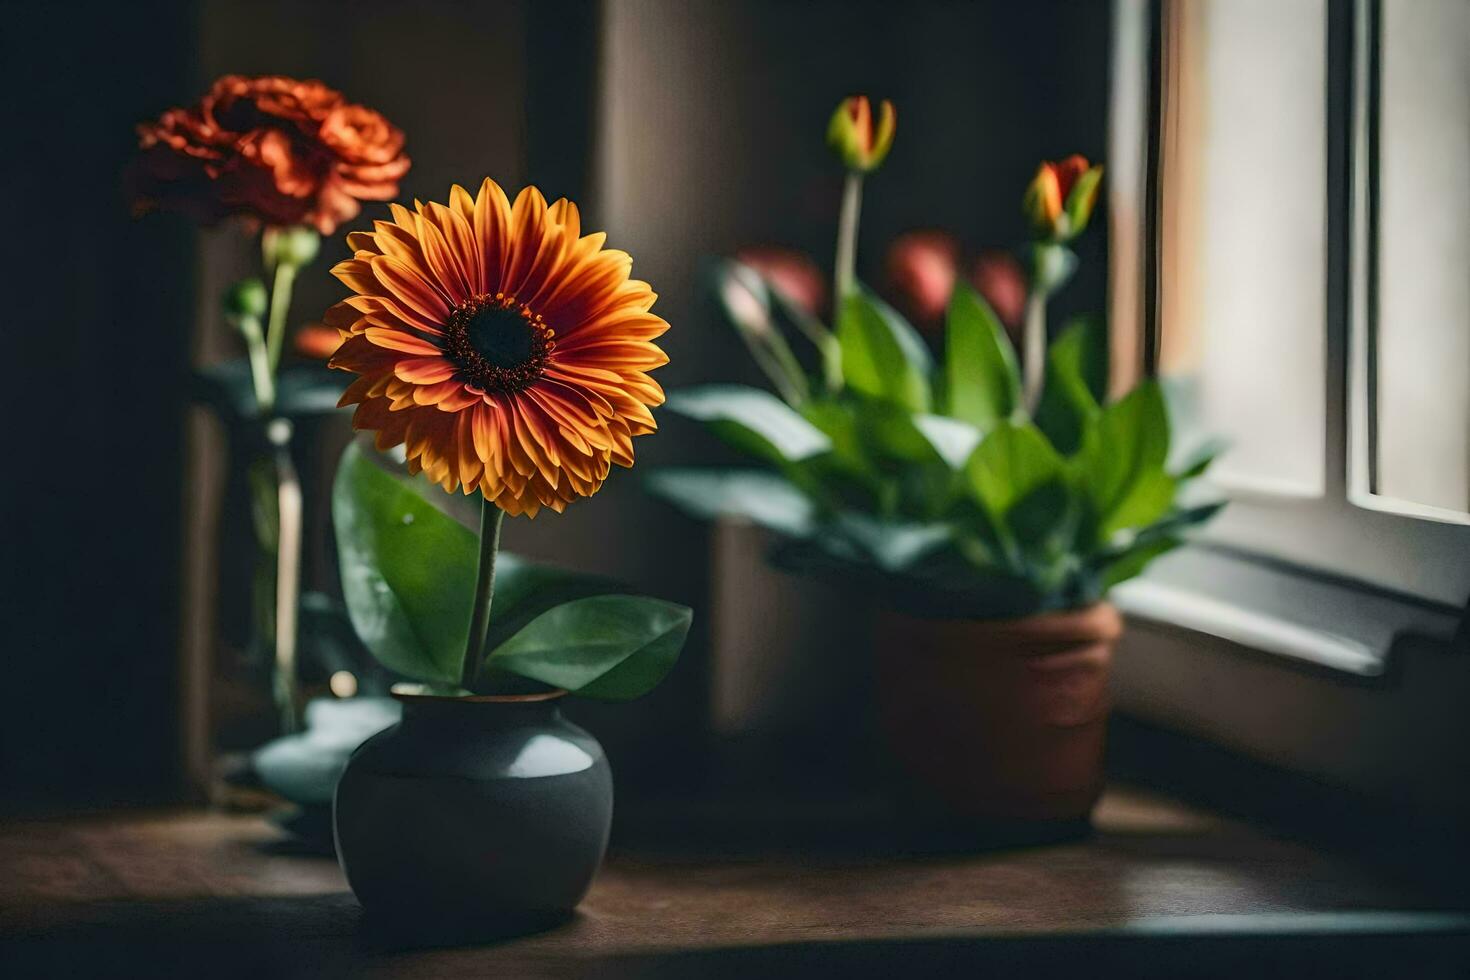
[
  {"x1": 827, "y1": 96, "x2": 896, "y2": 173},
  {"x1": 1023, "y1": 155, "x2": 1103, "y2": 242}
]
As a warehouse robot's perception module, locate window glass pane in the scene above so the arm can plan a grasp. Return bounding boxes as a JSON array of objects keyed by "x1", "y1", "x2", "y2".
[
  {"x1": 1372, "y1": 0, "x2": 1470, "y2": 514},
  {"x1": 1158, "y1": 0, "x2": 1326, "y2": 497}
]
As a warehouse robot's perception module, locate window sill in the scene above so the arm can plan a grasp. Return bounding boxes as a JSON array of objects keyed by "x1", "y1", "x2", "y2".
[
  {"x1": 1108, "y1": 543, "x2": 1470, "y2": 822},
  {"x1": 1112, "y1": 544, "x2": 1461, "y2": 679}
]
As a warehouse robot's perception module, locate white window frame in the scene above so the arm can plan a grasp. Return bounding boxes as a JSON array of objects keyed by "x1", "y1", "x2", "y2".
[{"x1": 1105, "y1": 0, "x2": 1468, "y2": 685}]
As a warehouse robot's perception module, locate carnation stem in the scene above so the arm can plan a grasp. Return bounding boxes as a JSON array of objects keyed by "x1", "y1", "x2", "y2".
[
  {"x1": 263, "y1": 259, "x2": 299, "y2": 382},
  {"x1": 460, "y1": 497, "x2": 505, "y2": 692},
  {"x1": 833, "y1": 171, "x2": 864, "y2": 320},
  {"x1": 1023, "y1": 291, "x2": 1047, "y2": 413}
]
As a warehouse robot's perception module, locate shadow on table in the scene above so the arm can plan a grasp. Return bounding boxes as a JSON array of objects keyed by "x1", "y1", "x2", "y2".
[{"x1": 4, "y1": 893, "x2": 1468, "y2": 980}]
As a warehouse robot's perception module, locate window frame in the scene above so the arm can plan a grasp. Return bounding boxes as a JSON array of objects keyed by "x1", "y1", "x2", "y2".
[{"x1": 1110, "y1": 0, "x2": 1470, "y2": 618}]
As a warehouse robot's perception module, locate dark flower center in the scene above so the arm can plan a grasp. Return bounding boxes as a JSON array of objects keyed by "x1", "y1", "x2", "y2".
[
  {"x1": 444, "y1": 293, "x2": 555, "y2": 394},
  {"x1": 466, "y1": 305, "x2": 535, "y2": 368}
]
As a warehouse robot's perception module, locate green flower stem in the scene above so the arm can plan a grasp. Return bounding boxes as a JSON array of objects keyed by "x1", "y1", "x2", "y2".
[
  {"x1": 460, "y1": 497, "x2": 506, "y2": 691},
  {"x1": 269, "y1": 419, "x2": 303, "y2": 734},
  {"x1": 737, "y1": 319, "x2": 809, "y2": 407},
  {"x1": 263, "y1": 259, "x2": 299, "y2": 380},
  {"x1": 833, "y1": 170, "x2": 864, "y2": 316},
  {"x1": 237, "y1": 315, "x2": 276, "y2": 413},
  {"x1": 1023, "y1": 291, "x2": 1047, "y2": 413}
]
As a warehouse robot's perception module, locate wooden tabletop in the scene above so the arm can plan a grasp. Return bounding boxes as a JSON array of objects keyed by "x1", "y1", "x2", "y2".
[{"x1": 2, "y1": 788, "x2": 1466, "y2": 978}]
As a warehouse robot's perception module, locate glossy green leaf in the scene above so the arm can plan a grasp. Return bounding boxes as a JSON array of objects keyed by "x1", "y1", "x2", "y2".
[
  {"x1": 1097, "y1": 536, "x2": 1181, "y2": 590},
  {"x1": 1126, "y1": 499, "x2": 1227, "y2": 549},
  {"x1": 855, "y1": 399, "x2": 944, "y2": 465},
  {"x1": 334, "y1": 442, "x2": 637, "y2": 690},
  {"x1": 665, "y1": 384, "x2": 832, "y2": 463},
  {"x1": 1034, "y1": 314, "x2": 1105, "y2": 452},
  {"x1": 828, "y1": 512, "x2": 953, "y2": 572},
  {"x1": 912, "y1": 413, "x2": 984, "y2": 470},
  {"x1": 1007, "y1": 479, "x2": 1076, "y2": 551},
  {"x1": 1078, "y1": 380, "x2": 1172, "y2": 539},
  {"x1": 477, "y1": 554, "x2": 625, "y2": 655},
  {"x1": 1172, "y1": 438, "x2": 1226, "y2": 480},
  {"x1": 646, "y1": 468, "x2": 816, "y2": 538},
  {"x1": 837, "y1": 288, "x2": 932, "y2": 412},
  {"x1": 1064, "y1": 166, "x2": 1104, "y2": 238},
  {"x1": 965, "y1": 421, "x2": 1065, "y2": 519},
  {"x1": 484, "y1": 594, "x2": 693, "y2": 701},
  {"x1": 1035, "y1": 315, "x2": 1108, "y2": 454},
  {"x1": 333, "y1": 441, "x2": 476, "y2": 685},
  {"x1": 801, "y1": 399, "x2": 868, "y2": 470},
  {"x1": 943, "y1": 285, "x2": 1021, "y2": 428}
]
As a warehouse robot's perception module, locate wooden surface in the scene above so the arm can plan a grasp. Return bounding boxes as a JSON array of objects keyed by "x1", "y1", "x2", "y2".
[{"x1": 2, "y1": 788, "x2": 1467, "y2": 978}]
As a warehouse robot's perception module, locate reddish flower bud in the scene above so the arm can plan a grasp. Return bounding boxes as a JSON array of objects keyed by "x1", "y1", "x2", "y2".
[
  {"x1": 885, "y1": 230, "x2": 961, "y2": 329},
  {"x1": 293, "y1": 322, "x2": 344, "y2": 359},
  {"x1": 827, "y1": 96, "x2": 897, "y2": 174},
  {"x1": 969, "y1": 249, "x2": 1028, "y2": 336},
  {"x1": 733, "y1": 245, "x2": 827, "y2": 318}
]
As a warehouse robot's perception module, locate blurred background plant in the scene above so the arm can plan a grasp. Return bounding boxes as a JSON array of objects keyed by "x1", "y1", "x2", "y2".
[
  {"x1": 130, "y1": 74, "x2": 411, "y2": 736},
  {"x1": 652, "y1": 96, "x2": 1223, "y2": 620}
]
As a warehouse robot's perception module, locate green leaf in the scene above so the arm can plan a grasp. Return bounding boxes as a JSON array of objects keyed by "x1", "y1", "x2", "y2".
[
  {"x1": 854, "y1": 399, "x2": 945, "y2": 466},
  {"x1": 477, "y1": 554, "x2": 625, "y2": 655},
  {"x1": 665, "y1": 384, "x2": 832, "y2": 463},
  {"x1": 1007, "y1": 479, "x2": 1076, "y2": 551},
  {"x1": 942, "y1": 285, "x2": 1021, "y2": 428},
  {"x1": 332, "y1": 442, "x2": 476, "y2": 685},
  {"x1": 1065, "y1": 166, "x2": 1104, "y2": 238},
  {"x1": 484, "y1": 595, "x2": 692, "y2": 701},
  {"x1": 1172, "y1": 438, "x2": 1226, "y2": 480},
  {"x1": 802, "y1": 399, "x2": 867, "y2": 470},
  {"x1": 334, "y1": 442, "x2": 635, "y2": 688},
  {"x1": 1035, "y1": 315, "x2": 1108, "y2": 455},
  {"x1": 965, "y1": 421, "x2": 1065, "y2": 518},
  {"x1": 837, "y1": 287, "x2": 932, "y2": 412},
  {"x1": 1097, "y1": 536, "x2": 1181, "y2": 590},
  {"x1": 646, "y1": 468, "x2": 816, "y2": 538},
  {"x1": 1107, "y1": 470, "x2": 1178, "y2": 536},
  {"x1": 1078, "y1": 380, "x2": 1173, "y2": 539},
  {"x1": 1125, "y1": 499, "x2": 1227, "y2": 549},
  {"x1": 912, "y1": 414, "x2": 984, "y2": 470},
  {"x1": 828, "y1": 512, "x2": 954, "y2": 573}
]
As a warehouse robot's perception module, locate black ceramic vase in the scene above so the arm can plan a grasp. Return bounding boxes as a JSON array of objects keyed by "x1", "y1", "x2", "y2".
[{"x1": 333, "y1": 692, "x2": 612, "y2": 932}]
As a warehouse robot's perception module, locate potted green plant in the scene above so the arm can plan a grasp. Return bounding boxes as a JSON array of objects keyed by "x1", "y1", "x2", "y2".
[
  {"x1": 651, "y1": 97, "x2": 1221, "y2": 824},
  {"x1": 321, "y1": 178, "x2": 691, "y2": 932}
]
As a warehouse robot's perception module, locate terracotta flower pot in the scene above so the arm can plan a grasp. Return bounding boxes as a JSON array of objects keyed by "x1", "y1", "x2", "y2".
[{"x1": 875, "y1": 603, "x2": 1121, "y2": 823}]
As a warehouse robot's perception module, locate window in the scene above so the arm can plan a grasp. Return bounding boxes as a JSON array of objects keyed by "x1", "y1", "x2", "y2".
[{"x1": 1111, "y1": 0, "x2": 1470, "y2": 614}]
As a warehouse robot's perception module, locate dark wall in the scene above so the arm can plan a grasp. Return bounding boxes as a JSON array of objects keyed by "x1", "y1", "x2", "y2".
[{"x1": 1, "y1": 0, "x2": 197, "y2": 804}]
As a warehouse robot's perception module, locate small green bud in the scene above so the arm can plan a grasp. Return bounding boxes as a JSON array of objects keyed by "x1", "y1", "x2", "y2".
[
  {"x1": 1029, "y1": 242, "x2": 1078, "y2": 296},
  {"x1": 263, "y1": 225, "x2": 321, "y2": 268},
  {"x1": 223, "y1": 277, "x2": 268, "y2": 319}
]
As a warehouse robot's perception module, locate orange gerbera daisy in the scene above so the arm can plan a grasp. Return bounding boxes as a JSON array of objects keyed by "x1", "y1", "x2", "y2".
[{"x1": 327, "y1": 179, "x2": 669, "y2": 516}]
